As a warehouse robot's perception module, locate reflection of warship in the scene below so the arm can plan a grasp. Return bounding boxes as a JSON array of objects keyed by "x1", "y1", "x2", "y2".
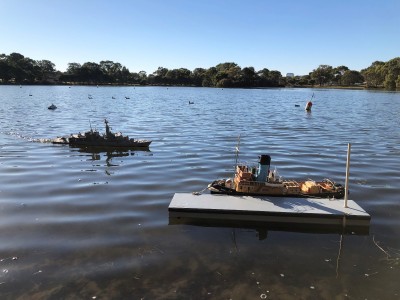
[
  {"x1": 52, "y1": 119, "x2": 151, "y2": 148},
  {"x1": 74, "y1": 146, "x2": 134, "y2": 167}
]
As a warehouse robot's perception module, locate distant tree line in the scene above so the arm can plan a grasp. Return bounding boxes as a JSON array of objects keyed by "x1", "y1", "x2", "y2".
[
  {"x1": 0, "y1": 53, "x2": 57, "y2": 84},
  {"x1": 59, "y1": 62, "x2": 285, "y2": 88},
  {"x1": 1, "y1": 52, "x2": 400, "y2": 89},
  {"x1": 361, "y1": 58, "x2": 400, "y2": 89}
]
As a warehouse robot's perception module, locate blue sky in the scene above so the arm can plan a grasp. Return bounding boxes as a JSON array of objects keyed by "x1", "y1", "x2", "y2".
[{"x1": 1, "y1": 0, "x2": 399, "y2": 76}]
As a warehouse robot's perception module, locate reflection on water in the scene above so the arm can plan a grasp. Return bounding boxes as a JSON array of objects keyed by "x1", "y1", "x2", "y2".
[
  {"x1": 169, "y1": 216, "x2": 369, "y2": 240},
  {"x1": 0, "y1": 86, "x2": 400, "y2": 299},
  {"x1": 69, "y1": 145, "x2": 151, "y2": 167},
  {"x1": 169, "y1": 217, "x2": 370, "y2": 236}
]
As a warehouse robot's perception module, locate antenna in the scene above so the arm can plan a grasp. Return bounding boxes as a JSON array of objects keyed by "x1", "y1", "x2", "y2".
[
  {"x1": 234, "y1": 134, "x2": 241, "y2": 177},
  {"x1": 344, "y1": 143, "x2": 351, "y2": 208}
]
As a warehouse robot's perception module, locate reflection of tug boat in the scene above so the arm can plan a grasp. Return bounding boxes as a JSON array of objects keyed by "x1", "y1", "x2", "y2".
[
  {"x1": 52, "y1": 119, "x2": 151, "y2": 148},
  {"x1": 208, "y1": 154, "x2": 345, "y2": 198}
]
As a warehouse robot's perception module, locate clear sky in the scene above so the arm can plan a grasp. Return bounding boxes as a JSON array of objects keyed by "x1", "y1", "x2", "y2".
[{"x1": 1, "y1": 0, "x2": 399, "y2": 76}]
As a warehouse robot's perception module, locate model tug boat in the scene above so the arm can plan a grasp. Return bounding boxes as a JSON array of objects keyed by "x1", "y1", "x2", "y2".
[{"x1": 208, "y1": 154, "x2": 345, "y2": 198}]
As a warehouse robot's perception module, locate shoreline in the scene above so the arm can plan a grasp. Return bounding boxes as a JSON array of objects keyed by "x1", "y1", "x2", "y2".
[{"x1": 0, "y1": 82, "x2": 396, "y2": 91}]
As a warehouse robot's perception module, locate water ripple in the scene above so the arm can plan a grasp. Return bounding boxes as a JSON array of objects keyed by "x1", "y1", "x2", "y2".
[{"x1": 1, "y1": 86, "x2": 400, "y2": 299}]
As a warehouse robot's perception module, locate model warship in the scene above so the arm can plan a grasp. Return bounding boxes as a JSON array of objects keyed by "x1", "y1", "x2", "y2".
[{"x1": 52, "y1": 119, "x2": 151, "y2": 148}]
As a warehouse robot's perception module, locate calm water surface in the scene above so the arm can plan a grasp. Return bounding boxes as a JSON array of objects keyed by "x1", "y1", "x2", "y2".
[{"x1": 0, "y1": 86, "x2": 399, "y2": 299}]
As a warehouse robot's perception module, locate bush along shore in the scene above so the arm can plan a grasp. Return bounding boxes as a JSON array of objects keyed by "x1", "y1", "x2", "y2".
[{"x1": 1, "y1": 52, "x2": 400, "y2": 90}]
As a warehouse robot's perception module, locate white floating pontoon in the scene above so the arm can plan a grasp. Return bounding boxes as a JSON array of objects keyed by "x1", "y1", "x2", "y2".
[{"x1": 168, "y1": 193, "x2": 370, "y2": 234}]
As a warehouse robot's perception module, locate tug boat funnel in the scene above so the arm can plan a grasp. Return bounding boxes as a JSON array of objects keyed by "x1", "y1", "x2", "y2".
[{"x1": 256, "y1": 154, "x2": 271, "y2": 182}]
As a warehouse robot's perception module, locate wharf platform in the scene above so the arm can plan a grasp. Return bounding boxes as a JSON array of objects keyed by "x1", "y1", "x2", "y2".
[{"x1": 168, "y1": 193, "x2": 371, "y2": 234}]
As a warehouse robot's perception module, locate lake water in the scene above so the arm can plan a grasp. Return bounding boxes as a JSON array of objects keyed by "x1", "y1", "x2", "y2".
[{"x1": 0, "y1": 85, "x2": 399, "y2": 299}]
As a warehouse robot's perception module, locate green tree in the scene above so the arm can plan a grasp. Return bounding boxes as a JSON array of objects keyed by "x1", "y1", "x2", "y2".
[
  {"x1": 59, "y1": 62, "x2": 82, "y2": 82},
  {"x1": 332, "y1": 65, "x2": 349, "y2": 85},
  {"x1": 214, "y1": 62, "x2": 241, "y2": 86},
  {"x1": 256, "y1": 68, "x2": 282, "y2": 87},
  {"x1": 0, "y1": 54, "x2": 12, "y2": 82},
  {"x1": 384, "y1": 73, "x2": 397, "y2": 89},
  {"x1": 240, "y1": 67, "x2": 256, "y2": 87},
  {"x1": 257, "y1": 68, "x2": 270, "y2": 86},
  {"x1": 176, "y1": 68, "x2": 192, "y2": 85},
  {"x1": 164, "y1": 68, "x2": 192, "y2": 85},
  {"x1": 80, "y1": 62, "x2": 104, "y2": 83},
  {"x1": 66, "y1": 62, "x2": 82, "y2": 74},
  {"x1": 297, "y1": 75, "x2": 310, "y2": 86},
  {"x1": 36, "y1": 60, "x2": 56, "y2": 82},
  {"x1": 203, "y1": 67, "x2": 217, "y2": 87},
  {"x1": 99, "y1": 60, "x2": 123, "y2": 82},
  {"x1": 152, "y1": 67, "x2": 169, "y2": 84},
  {"x1": 130, "y1": 72, "x2": 141, "y2": 84},
  {"x1": 192, "y1": 68, "x2": 206, "y2": 86},
  {"x1": 361, "y1": 61, "x2": 385, "y2": 87},
  {"x1": 310, "y1": 65, "x2": 333, "y2": 86},
  {"x1": 269, "y1": 70, "x2": 283, "y2": 86},
  {"x1": 138, "y1": 71, "x2": 147, "y2": 84},
  {"x1": 6, "y1": 53, "x2": 39, "y2": 83},
  {"x1": 383, "y1": 57, "x2": 400, "y2": 89},
  {"x1": 341, "y1": 70, "x2": 364, "y2": 86},
  {"x1": 120, "y1": 66, "x2": 130, "y2": 83},
  {"x1": 396, "y1": 75, "x2": 400, "y2": 89}
]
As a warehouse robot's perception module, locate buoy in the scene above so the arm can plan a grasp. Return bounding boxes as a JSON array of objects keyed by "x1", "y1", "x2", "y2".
[{"x1": 305, "y1": 101, "x2": 312, "y2": 111}]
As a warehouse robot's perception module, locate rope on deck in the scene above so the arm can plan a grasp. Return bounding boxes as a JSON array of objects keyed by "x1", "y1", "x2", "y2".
[{"x1": 192, "y1": 186, "x2": 209, "y2": 196}]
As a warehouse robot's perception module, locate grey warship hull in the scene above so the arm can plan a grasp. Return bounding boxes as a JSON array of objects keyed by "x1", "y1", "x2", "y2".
[{"x1": 52, "y1": 136, "x2": 151, "y2": 148}]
